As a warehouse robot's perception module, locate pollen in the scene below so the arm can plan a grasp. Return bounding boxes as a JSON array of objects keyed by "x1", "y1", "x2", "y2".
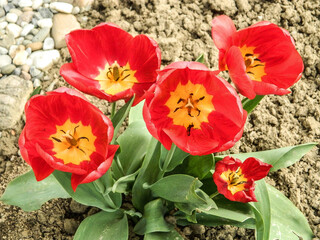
[
  {"x1": 95, "y1": 61, "x2": 138, "y2": 95},
  {"x1": 50, "y1": 119, "x2": 96, "y2": 165},
  {"x1": 240, "y1": 45, "x2": 266, "y2": 82},
  {"x1": 220, "y1": 168, "x2": 248, "y2": 195},
  {"x1": 165, "y1": 81, "x2": 215, "y2": 136}
]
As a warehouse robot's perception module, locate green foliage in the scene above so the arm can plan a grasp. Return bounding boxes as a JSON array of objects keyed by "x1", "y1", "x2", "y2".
[
  {"x1": 171, "y1": 154, "x2": 214, "y2": 180},
  {"x1": 242, "y1": 95, "x2": 264, "y2": 114},
  {"x1": 29, "y1": 86, "x2": 41, "y2": 99},
  {"x1": 53, "y1": 171, "x2": 121, "y2": 212},
  {"x1": 214, "y1": 143, "x2": 317, "y2": 172},
  {"x1": 74, "y1": 210, "x2": 128, "y2": 240},
  {"x1": 134, "y1": 199, "x2": 172, "y2": 235},
  {"x1": 144, "y1": 229, "x2": 184, "y2": 240},
  {"x1": 195, "y1": 54, "x2": 205, "y2": 63},
  {"x1": 111, "y1": 96, "x2": 135, "y2": 144},
  {"x1": 0, "y1": 170, "x2": 69, "y2": 211},
  {"x1": 128, "y1": 100, "x2": 145, "y2": 124}
]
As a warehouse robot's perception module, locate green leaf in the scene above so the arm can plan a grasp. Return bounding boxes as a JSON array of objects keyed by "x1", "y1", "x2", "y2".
[
  {"x1": 134, "y1": 199, "x2": 172, "y2": 235},
  {"x1": 29, "y1": 86, "x2": 41, "y2": 99},
  {"x1": 214, "y1": 143, "x2": 317, "y2": 172},
  {"x1": 144, "y1": 229, "x2": 184, "y2": 240},
  {"x1": 128, "y1": 100, "x2": 145, "y2": 124},
  {"x1": 111, "y1": 96, "x2": 135, "y2": 144},
  {"x1": 242, "y1": 95, "x2": 264, "y2": 114},
  {"x1": 132, "y1": 138, "x2": 162, "y2": 212},
  {"x1": 53, "y1": 171, "x2": 120, "y2": 212},
  {"x1": 195, "y1": 54, "x2": 204, "y2": 63},
  {"x1": 267, "y1": 184, "x2": 314, "y2": 240},
  {"x1": 0, "y1": 170, "x2": 69, "y2": 211},
  {"x1": 160, "y1": 145, "x2": 189, "y2": 172},
  {"x1": 111, "y1": 170, "x2": 140, "y2": 193},
  {"x1": 117, "y1": 121, "x2": 152, "y2": 176},
  {"x1": 172, "y1": 154, "x2": 214, "y2": 180},
  {"x1": 74, "y1": 210, "x2": 128, "y2": 240},
  {"x1": 250, "y1": 180, "x2": 271, "y2": 240}
]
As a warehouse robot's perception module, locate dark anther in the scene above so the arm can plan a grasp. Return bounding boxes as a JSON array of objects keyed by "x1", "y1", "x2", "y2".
[
  {"x1": 254, "y1": 58, "x2": 261, "y2": 62},
  {"x1": 196, "y1": 109, "x2": 201, "y2": 116},
  {"x1": 77, "y1": 146, "x2": 86, "y2": 155},
  {"x1": 252, "y1": 64, "x2": 264, "y2": 68},
  {"x1": 122, "y1": 74, "x2": 130, "y2": 81},
  {"x1": 187, "y1": 123, "x2": 194, "y2": 136},
  {"x1": 189, "y1": 93, "x2": 193, "y2": 96},
  {"x1": 199, "y1": 96, "x2": 205, "y2": 101},
  {"x1": 60, "y1": 130, "x2": 66, "y2": 134},
  {"x1": 174, "y1": 107, "x2": 180, "y2": 113},
  {"x1": 77, "y1": 137, "x2": 89, "y2": 142},
  {"x1": 233, "y1": 181, "x2": 247, "y2": 186},
  {"x1": 73, "y1": 125, "x2": 79, "y2": 134},
  {"x1": 245, "y1": 53, "x2": 254, "y2": 57},
  {"x1": 52, "y1": 137, "x2": 61, "y2": 142},
  {"x1": 247, "y1": 71, "x2": 254, "y2": 75},
  {"x1": 177, "y1": 98, "x2": 184, "y2": 104}
]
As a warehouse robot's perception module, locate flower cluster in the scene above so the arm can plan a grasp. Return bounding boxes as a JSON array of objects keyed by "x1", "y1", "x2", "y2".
[{"x1": 19, "y1": 16, "x2": 303, "y2": 198}]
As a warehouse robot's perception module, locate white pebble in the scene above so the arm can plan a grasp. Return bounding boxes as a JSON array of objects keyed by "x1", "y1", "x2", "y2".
[
  {"x1": 6, "y1": 13, "x2": 18, "y2": 23},
  {"x1": 0, "y1": 46, "x2": 8, "y2": 55},
  {"x1": 50, "y1": 2, "x2": 73, "y2": 14},
  {"x1": 32, "y1": 0, "x2": 43, "y2": 9},
  {"x1": 37, "y1": 18, "x2": 52, "y2": 28},
  {"x1": 20, "y1": 23, "x2": 34, "y2": 36},
  {"x1": 0, "y1": 55, "x2": 12, "y2": 68},
  {"x1": 72, "y1": 6, "x2": 80, "y2": 15},
  {"x1": 0, "y1": 0, "x2": 7, "y2": 7},
  {"x1": 18, "y1": 0, "x2": 33, "y2": 7},
  {"x1": 0, "y1": 21, "x2": 8, "y2": 29},
  {"x1": 16, "y1": 37, "x2": 24, "y2": 45},
  {"x1": 33, "y1": 78, "x2": 41, "y2": 88},
  {"x1": 28, "y1": 50, "x2": 60, "y2": 71},
  {"x1": 43, "y1": 37, "x2": 54, "y2": 50},
  {"x1": 9, "y1": 45, "x2": 18, "y2": 58},
  {"x1": 13, "y1": 50, "x2": 28, "y2": 65},
  {"x1": 6, "y1": 24, "x2": 22, "y2": 38}
]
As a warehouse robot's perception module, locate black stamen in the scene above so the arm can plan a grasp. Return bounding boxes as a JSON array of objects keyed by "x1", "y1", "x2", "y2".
[
  {"x1": 245, "y1": 53, "x2": 253, "y2": 57},
  {"x1": 252, "y1": 64, "x2": 264, "y2": 68},
  {"x1": 196, "y1": 109, "x2": 201, "y2": 116},
  {"x1": 77, "y1": 137, "x2": 89, "y2": 142},
  {"x1": 247, "y1": 71, "x2": 254, "y2": 75},
  {"x1": 199, "y1": 96, "x2": 205, "y2": 101},
  {"x1": 233, "y1": 181, "x2": 247, "y2": 186},
  {"x1": 122, "y1": 74, "x2": 130, "y2": 81},
  {"x1": 177, "y1": 98, "x2": 184, "y2": 104},
  {"x1": 52, "y1": 137, "x2": 61, "y2": 142},
  {"x1": 60, "y1": 130, "x2": 66, "y2": 134},
  {"x1": 174, "y1": 107, "x2": 180, "y2": 112},
  {"x1": 77, "y1": 147, "x2": 86, "y2": 155},
  {"x1": 254, "y1": 58, "x2": 261, "y2": 62},
  {"x1": 187, "y1": 123, "x2": 194, "y2": 136}
]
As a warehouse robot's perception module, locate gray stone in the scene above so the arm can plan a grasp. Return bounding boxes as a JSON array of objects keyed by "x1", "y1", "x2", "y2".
[
  {"x1": 43, "y1": 37, "x2": 54, "y2": 50},
  {"x1": 32, "y1": 27, "x2": 50, "y2": 42},
  {"x1": 20, "y1": 23, "x2": 34, "y2": 36},
  {"x1": 0, "y1": 75, "x2": 33, "y2": 130},
  {"x1": 1, "y1": 64, "x2": 16, "y2": 75},
  {"x1": 38, "y1": 7, "x2": 53, "y2": 18},
  {"x1": 13, "y1": 67, "x2": 21, "y2": 75},
  {"x1": 0, "y1": 33, "x2": 15, "y2": 48},
  {"x1": 29, "y1": 66, "x2": 41, "y2": 77},
  {"x1": 33, "y1": 78, "x2": 41, "y2": 87},
  {"x1": 0, "y1": 55, "x2": 12, "y2": 68},
  {"x1": 3, "y1": 3, "x2": 14, "y2": 12}
]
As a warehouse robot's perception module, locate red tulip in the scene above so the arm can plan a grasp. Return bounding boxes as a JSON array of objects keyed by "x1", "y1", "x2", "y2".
[
  {"x1": 60, "y1": 23, "x2": 161, "y2": 106},
  {"x1": 19, "y1": 87, "x2": 119, "y2": 191},
  {"x1": 143, "y1": 61, "x2": 247, "y2": 156},
  {"x1": 211, "y1": 15, "x2": 304, "y2": 99},
  {"x1": 213, "y1": 156, "x2": 272, "y2": 202}
]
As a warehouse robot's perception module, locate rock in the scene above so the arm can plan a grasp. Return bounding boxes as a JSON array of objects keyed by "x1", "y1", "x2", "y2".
[
  {"x1": 32, "y1": 27, "x2": 50, "y2": 42},
  {"x1": 37, "y1": 18, "x2": 52, "y2": 28},
  {"x1": 21, "y1": 70, "x2": 31, "y2": 80},
  {"x1": 43, "y1": 37, "x2": 54, "y2": 50},
  {"x1": 9, "y1": 8, "x2": 22, "y2": 16},
  {"x1": 6, "y1": 23, "x2": 22, "y2": 38},
  {"x1": 8, "y1": 45, "x2": 18, "y2": 58},
  {"x1": 0, "y1": 21, "x2": 8, "y2": 29},
  {"x1": 0, "y1": 55, "x2": 12, "y2": 68},
  {"x1": 0, "y1": 75, "x2": 33, "y2": 129},
  {"x1": 50, "y1": 2, "x2": 73, "y2": 13},
  {"x1": 0, "y1": 0, "x2": 7, "y2": 7},
  {"x1": 18, "y1": 10, "x2": 34, "y2": 23},
  {"x1": 38, "y1": 7, "x2": 53, "y2": 18},
  {"x1": 20, "y1": 23, "x2": 34, "y2": 36},
  {"x1": 235, "y1": 0, "x2": 251, "y2": 11},
  {"x1": 21, "y1": 64, "x2": 30, "y2": 72},
  {"x1": 29, "y1": 66, "x2": 41, "y2": 77},
  {"x1": 64, "y1": 219, "x2": 78, "y2": 234},
  {"x1": 70, "y1": 200, "x2": 88, "y2": 213},
  {"x1": 13, "y1": 67, "x2": 21, "y2": 76},
  {"x1": 33, "y1": 78, "x2": 41, "y2": 87},
  {"x1": 72, "y1": 6, "x2": 80, "y2": 14},
  {"x1": 1, "y1": 64, "x2": 16, "y2": 75},
  {"x1": 6, "y1": 12, "x2": 18, "y2": 23},
  {"x1": 191, "y1": 224, "x2": 206, "y2": 235},
  {"x1": 32, "y1": 0, "x2": 43, "y2": 9},
  {"x1": 52, "y1": 13, "x2": 81, "y2": 48},
  {"x1": 28, "y1": 49, "x2": 60, "y2": 70},
  {"x1": 18, "y1": 0, "x2": 33, "y2": 7},
  {"x1": 0, "y1": 46, "x2": 8, "y2": 55},
  {"x1": 0, "y1": 8, "x2": 5, "y2": 18},
  {"x1": 13, "y1": 49, "x2": 28, "y2": 65},
  {"x1": 3, "y1": 3, "x2": 14, "y2": 12},
  {"x1": 208, "y1": 0, "x2": 237, "y2": 15},
  {"x1": 75, "y1": 0, "x2": 94, "y2": 10},
  {"x1": 0, "y1": 33, "x2": 15, "y2": 48},
  {"x1": 27, "y1": 41, "x2": 43, "y2": 51}
]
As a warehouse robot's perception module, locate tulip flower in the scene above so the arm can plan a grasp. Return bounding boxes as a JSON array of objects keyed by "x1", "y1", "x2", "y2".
[
  {"x1": 60, "y1": 23, "x2": 161, "y2": 106},
  {"x1": 211, "y1": 15, "x2": 304, "y2": 99},
  {"x1": 19, "y1": 87, "x2": 119, "y2": 191},
  {"x1": 213, "y1": 156, "x2": 272, "y2": 202},
  {"x1": 143, "y1": 61, "x2": 247, "y2": 156}
]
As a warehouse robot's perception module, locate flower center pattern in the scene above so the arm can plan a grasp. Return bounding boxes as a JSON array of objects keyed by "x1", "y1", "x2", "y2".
[
  {"x1": 95, "y1": 61, "x2": 137, "y2": 95},
  {"x1": 240, "y1": 45, "x2": 266, "y2": 82},
  {"x1": 165, "y1": 81, "x2": 214, "y2": 136},
  {"x1": 50, "y1": 119, "x2": 96, "y2": 165},
  {"x1": 220, "y1": 168, "x2": 248, "y2": 195}
]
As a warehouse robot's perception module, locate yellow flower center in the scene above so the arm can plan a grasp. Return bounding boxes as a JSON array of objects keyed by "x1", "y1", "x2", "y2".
[
  {"x1": 240, "y1": 45, "x2": 266, "y2": 82},
  {"x1": 165, "y1": 81, "x2": 215, "y2": 136},
  {"x1": 50, "y1": 119, "x2": 96, "y2": 165},
  {"x1": 220, "y1": 168, "x2": 248, "y2": 195},
  {"x1": 95, "y1": 61, "x2": 137, "y2": 95}
]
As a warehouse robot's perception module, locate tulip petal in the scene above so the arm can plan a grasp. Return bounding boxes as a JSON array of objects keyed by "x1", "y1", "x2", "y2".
[{"x1": 241, "y1": 157, "x2": 272, "y2": 181}]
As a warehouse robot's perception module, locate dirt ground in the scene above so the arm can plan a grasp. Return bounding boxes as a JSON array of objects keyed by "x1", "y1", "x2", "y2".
[{"x1": 0, "y1": 0, "x2": 319, "y2": 239}]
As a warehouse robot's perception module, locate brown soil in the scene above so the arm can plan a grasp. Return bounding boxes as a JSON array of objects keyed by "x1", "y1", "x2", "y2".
[{"x1": 1, "y1": 0, "x2": 319, "y2": 239}]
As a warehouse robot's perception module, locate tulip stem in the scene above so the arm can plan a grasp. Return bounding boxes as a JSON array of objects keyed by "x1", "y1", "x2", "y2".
[
  {"x1": 161, "y1": 143, "x2": 176, "y2": 172},
  {"x1": 210, "y1": 191, "x2": 220, "y2": 199},
  {"x1": 111, "y1": 102, "x2": 116, "y2": 118}
]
